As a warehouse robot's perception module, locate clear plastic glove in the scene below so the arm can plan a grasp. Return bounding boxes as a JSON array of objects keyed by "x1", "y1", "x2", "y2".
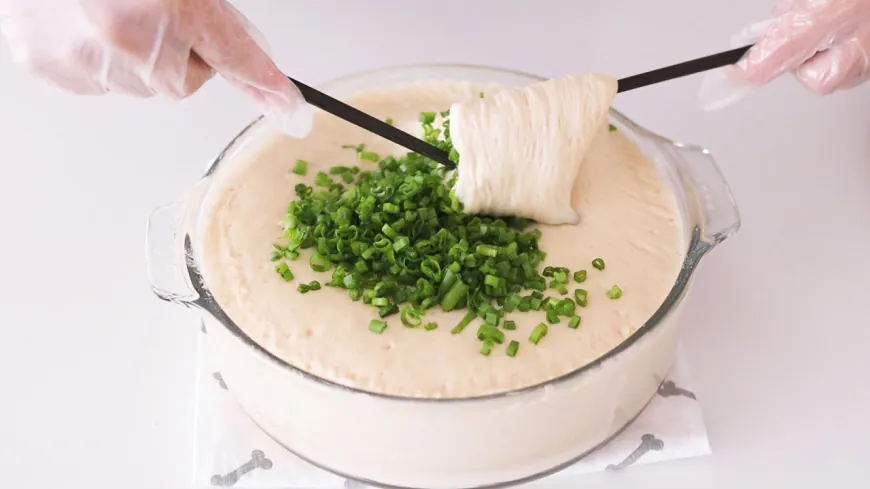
[
  {"x1": 700, "y1": 0, "x2": 870, "y2": 110},
  {"x1": 0, "y1": 0, "x2": 313, "y2": 137}
]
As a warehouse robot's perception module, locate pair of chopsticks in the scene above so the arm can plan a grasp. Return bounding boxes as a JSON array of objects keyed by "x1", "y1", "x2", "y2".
[{"x1": 288, "y1": 44, "x2": 753, "y2": 169}]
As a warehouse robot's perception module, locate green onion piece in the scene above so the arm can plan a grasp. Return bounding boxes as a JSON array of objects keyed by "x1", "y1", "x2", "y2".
[
  {"x1": 529, "y1": 323, "x2": 548, "y2": 345},
  {"x1": 556, "y1": 298, "x2": 576, "y2": 316},
  {"x1": 419, "y1": 112, "x2": 436, "y2": 124},
  {"x1": 385, "y1": 117, "x2": 394, "y2": 126},
  {"x1": 371, "y1": 297, "x2": 389, "y2": 307},
  {"x1": 608, "y1": 123, "x2": 618, "y2": 132},
  {"x1": 480, "y1": 340, "x2": 494, "y2": 356},
  {"x1": 506, "y1": 340, "x2": 519, "y2": 357},
  {"x1": 275, "y1": 262, "x2": 293, "y2": 281},
  {"x1": 341, "y1": 143, "x2": 365, "y2": 152},
  {"x1": 358, "y1": 151, "x2": 380, "y2": 162},
  {"x1": 479, "y1": 92, "x2": 485, "y2": 98},
  {"x1": 378, "y1": 304, "x2": 399, "y2": 318},
  {"x1": 592, "y1": 258, "x2": 605, "y2": 270},
  {"x1": 503, "y1": 294, "x2": 521, "y2": 312},
  {"x1": 573, "y1": 270, "x2": 587, "y2": 283},
  {"x1": 607, "y1": 285, "x2": 623, "y2": 299},
  {"x1": 518, "y1": 298, "x2": 531, "y2": 312},
  {"x1": 314, "y1": 172, "x2": 332, "y2": 187},
  {"x1": 309, "y1": 252, "x2": 332, "y2": 272},
  {"x1": 552, "y1": 271, "x2": 568, "y2": 283},
  {"x1": 400, "y1": 306, "x2": 423, "y2": 328},
  {"x1": 530, "y1": 297, "x2": 543, "y2": 311},
  {"x1": 476, "y1": 244, "x2": 499, "y2": 257},
  {"x1": 574, "y1": 288, "x2": 589, "y2": 307},
  {"x1": 546, "y1": 306, "x2": 560, "y2": 324},
  {"x1": 568, "y1": 316, "x2": 582, "y2": 329},
  {"x1": 485, "y1": 311, "x2": 499, "y2": 326},
  {"x1": 297, "y1": 283, "x2": 310, "y2": 293},
  {"x1": 451, "y1": 311, "x2": 476, "y2": 334},
  {"x1": 292, "y1": 159, "x2": 308, "y2": 176},
  {"x1": 503, "y1": 320, "x2": 517, "y2": 330},
  {"x1": 270, "y1": 250, "x2": 283, "y2": 261},
  {"x1": 368, "y1": 319, "x2": 388, "y2": 334},
  {"x1": 542, "y1": 266, "x2": 555, "y2": 277},
  {"x1": 441, "y1": 281, "x2": 468, "y2": 312},
  {"x1": 424, "y1": 322, "x2": 438, "y2": 331},
  {"x1": 476, "y1": 324, "x2": 505, "y2": 344}
]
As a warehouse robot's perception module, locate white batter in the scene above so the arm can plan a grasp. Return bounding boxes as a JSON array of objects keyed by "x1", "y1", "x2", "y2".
[
  {"x1": 197, "y1": 81, "x2": 683, "y2": 398},
  {"x1": 452, "y1": 74, "x2": 618, "y2": 224}
]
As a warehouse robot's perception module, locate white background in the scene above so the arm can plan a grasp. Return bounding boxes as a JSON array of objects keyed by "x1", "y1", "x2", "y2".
[{"x1": 1, "y1": 1, "x2": 868, "y2": 488}]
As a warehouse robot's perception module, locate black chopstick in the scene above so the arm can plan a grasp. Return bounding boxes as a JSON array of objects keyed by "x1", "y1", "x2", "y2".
[
  {"x1": 617, "y1": 44, "x2": 753, "y2": 93},
  {"x1": 287, "y1": 77, "x2": 455, "y2": 169},
  {"x1": 289, "y1": 45, "x2": 753, "y2": 167}
]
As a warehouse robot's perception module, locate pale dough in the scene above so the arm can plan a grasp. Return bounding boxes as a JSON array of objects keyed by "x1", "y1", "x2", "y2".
[{"x1": 451, "y1": 74, "x2": 618, "y2": 224}]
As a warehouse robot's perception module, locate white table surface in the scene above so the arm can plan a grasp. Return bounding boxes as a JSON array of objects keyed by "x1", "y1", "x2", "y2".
[{"x1": 1, "y1": 1, "x2": 868, "y2": 488}]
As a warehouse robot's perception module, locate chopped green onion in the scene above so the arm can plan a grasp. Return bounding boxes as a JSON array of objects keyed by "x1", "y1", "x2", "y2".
[
  {"x1": 556, "y1": 298, "x2": 576, "y2": 316},
  {"x1": 479, "y1": 92, "x2": 484, "y2": 98},
  {"x1": 400, "y1": 306, "x2": 423, "y2": 328},
  {"x1": 275, "y1": 262, "x2": 293, "y2": 281},
  {"x1": 385, "y1": 117, "x2": 394, "y2": 126},
  {"x1": 518, "y1": 298, "x2": 531, "y2": 312},
  {"x1": 309, "y1": 253, "x2": 331, "y2": 272},
  {"x1": 592, "y1": 258, "x2": 605, "y2": 270},
  {"x1": 424, "y1": 322, "x2": 438, "y2": 331},
  {"x1": 272, "y1": 107, "x2": 584, "y2": 353},
  {"x1": 574, "y1": 288, "x2": 589, "y2": 307},
  {"x1": 368, "y1": 319, "x2": 388, "y2": 334},
  {"x1": 342, "y1": 143, "x2": 365, "y2": 152},
  {"x1": 358, "y1": 151, "x2": 380, "y2": 162},
  {"x1": 292, "y1": 159, "x2": 308, "y2": 176},
  {"x1": 546, "y1": 306, "x2": 560, "y2": 324},
  {"x1": 419, "y1": 112, "x2": 436, "y2": 124},
  {"x1": 314, "y1": 172, "x2": 332, "y2": 187},
  {"x1": 607, "y1": 285, "x2": 623, "y2": 299},
  {"x1": 573, "y1": 269, "x2": 587, "y2": 283},
  {"x1": 568, "y1": 316, "x2": 582, "y2": 329},
  {"x1": 506, "y1": 340, "x2": 519, "y2": 357},
  {"x1": 476, "y1": 324, "x2": 505, "y2": 344},
  {"x1": 529, "y1": 323, "x2": 548, "y2": 345},
  {"x1": 608, "y1": 123, "x2": 618, "y2": 132},
  {"x1": 451, "y1": 311, "x2": 476, "y2": 334},
  {"x1": 298, "y1": 280, "x2": 320, "y2": 294},
  {"x1": 480, "y1": 340, "x2": 494, "y2": 356}
]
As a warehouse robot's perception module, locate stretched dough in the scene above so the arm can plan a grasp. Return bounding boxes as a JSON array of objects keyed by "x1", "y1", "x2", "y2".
[{"x1": 450, "y1": 74, "x2": 618, "y2": 224}]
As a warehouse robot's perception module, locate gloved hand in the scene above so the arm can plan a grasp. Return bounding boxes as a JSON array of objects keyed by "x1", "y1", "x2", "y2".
[
  {"x1": 0, "y1": 0, "x2": 312, "y2": 137},
  {"x1": 701, "y1": 0, "x2": 870, "y2": 110}
]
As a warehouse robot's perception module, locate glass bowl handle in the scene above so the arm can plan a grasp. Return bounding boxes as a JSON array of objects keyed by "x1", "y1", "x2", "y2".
[
  {"x1": 672, "y1": 143, "x2": 741, "y2": 247},
  {"x1": 145, "y1": 200, "x2": 200, "y2": 307}
]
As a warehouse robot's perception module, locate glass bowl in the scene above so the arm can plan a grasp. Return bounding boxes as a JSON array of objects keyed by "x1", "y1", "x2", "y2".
[{"x1": 146, "y1": 65, "x2": 739, "y2": 489}]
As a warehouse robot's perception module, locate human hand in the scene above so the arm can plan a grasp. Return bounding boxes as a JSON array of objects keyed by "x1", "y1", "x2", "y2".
[
  {"x1": 701, "y1": 0, "x2": 870, "y2": 110},
  {"x1": 0, "y1": 0, "x2": 312, "y2": 137}
]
